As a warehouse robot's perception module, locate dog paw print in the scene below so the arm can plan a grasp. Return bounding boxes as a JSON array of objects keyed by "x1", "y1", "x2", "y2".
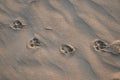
[
  {"x1": 10, "y1": 20, "x2": 25, "y2": 30},
  {"x1": 59, "y1": 44, "x2": 76, "y2": 56},
  {"x1": 27, "y1": 37, "x2": 41, "y2": 49},
  {"x1": 92, "y1": 39, "x2": 108, "y2": 52}
]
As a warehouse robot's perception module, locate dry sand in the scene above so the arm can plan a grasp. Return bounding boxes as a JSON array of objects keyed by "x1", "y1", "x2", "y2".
[{"x1": 0, "y1": 0, "x2": 120, "y2": 80}]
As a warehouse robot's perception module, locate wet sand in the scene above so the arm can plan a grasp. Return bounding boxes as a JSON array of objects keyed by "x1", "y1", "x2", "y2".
[{"x1": 0, "y1": 0, "x2": 120, "y2": 80}]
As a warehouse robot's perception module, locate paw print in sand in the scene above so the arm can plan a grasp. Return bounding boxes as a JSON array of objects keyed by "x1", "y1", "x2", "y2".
[
  {"x1": 59, "y1": 44, "x2": 76, "y2": 56},
  {"x1": 10, "y1": 20, "x2": 25, "y2": 30},
  {"x1": 92, "y1": 39, "x2": 108, "y2": 52},
  {"x1": 27, "y1": 37, "x2": 41, "y2": 49}
]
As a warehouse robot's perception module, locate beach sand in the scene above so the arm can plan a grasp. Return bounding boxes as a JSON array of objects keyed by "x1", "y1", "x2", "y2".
[{"x1": 0, "y1": 0, "x2": 120, "y2": 80}]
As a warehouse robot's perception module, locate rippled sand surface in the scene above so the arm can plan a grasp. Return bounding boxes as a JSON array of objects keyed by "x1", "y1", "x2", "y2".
[{"x1": 0, "y1": 0, "x2": 120, "y2": 80}]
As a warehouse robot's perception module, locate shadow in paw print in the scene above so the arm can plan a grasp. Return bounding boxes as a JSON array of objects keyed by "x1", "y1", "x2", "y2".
[
  {"x1": 92, "y1": 39, "x2": 108, "y2": 52},
  {"x1": 27, "y1": 37, "x2": 42, "y2": 49},
  {"x1": 10, "y1": 20, "x2": 25, "y2": 31},
  {"x1": 59, "y1": 44, "x2": 76, "y2": 56}
]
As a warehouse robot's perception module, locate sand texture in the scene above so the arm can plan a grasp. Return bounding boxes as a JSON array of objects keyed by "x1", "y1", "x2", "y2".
[{"x1": 0, "y1": 0, "x2": 120, "y2": 80}]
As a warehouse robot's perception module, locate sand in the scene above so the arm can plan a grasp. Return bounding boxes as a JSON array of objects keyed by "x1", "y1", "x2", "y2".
[{"x1": 0, "y1": 0, "x2": 120, "y2": 80}]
